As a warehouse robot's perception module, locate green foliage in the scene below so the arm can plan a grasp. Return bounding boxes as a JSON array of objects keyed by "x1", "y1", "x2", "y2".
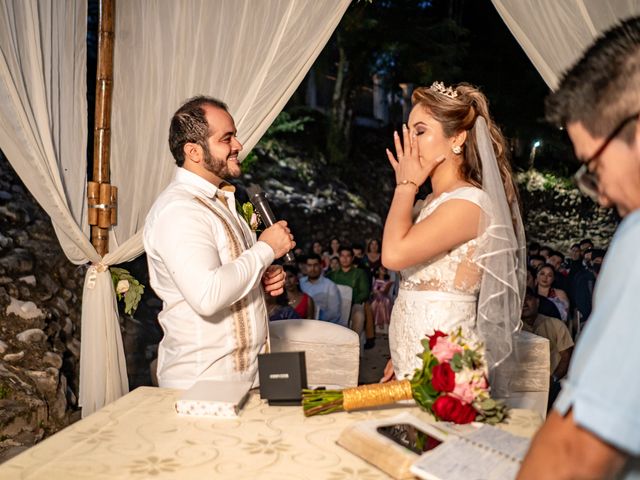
[
  {"x1": 0, "y1": 384, "x2": 10, "y2": 399},
  {"x1": 517, "y1": 169, "x2": 574, "y2": 193},
  {"x1": 110, "y1": 267, "x2": 145, "y2": 316},
  {"x1": 242, "y1": 111, "x2": 312, "y2": 175}
]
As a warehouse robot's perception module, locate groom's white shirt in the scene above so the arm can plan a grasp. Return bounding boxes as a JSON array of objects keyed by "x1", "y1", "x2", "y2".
[{"x1": 144, "y1": 167, "x2": 274, "y2": 389}]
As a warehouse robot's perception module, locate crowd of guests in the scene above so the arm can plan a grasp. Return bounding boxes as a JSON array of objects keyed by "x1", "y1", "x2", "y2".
[
  {"x1": 268, "y1": 234, "x2": 607, "y2": 408},
  {"x1": 523, "y1": 237, "x2": 607, "y2": 405},
  {"x1": 265, "y1": 238, "x2": 398, "y2": 350}
]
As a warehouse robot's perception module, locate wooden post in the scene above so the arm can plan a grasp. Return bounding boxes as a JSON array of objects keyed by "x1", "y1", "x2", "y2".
[{"x1": 89, "y1": 0, "x2": 116, "y2": 257}]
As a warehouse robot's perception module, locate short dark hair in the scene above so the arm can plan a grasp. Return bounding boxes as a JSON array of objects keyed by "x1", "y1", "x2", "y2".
[
  {"x1": 284, "y1": 264, "x2": 299, "y2": 276},
  {"x1": 546, "y1": 16, "x2": 640, "y2": 140},
  {"x1": 529, "y1": 254, "x2": 545, "y2": 263},
  {"x1": 168, "y1": 95, "x2": 228, "y2": 167},
  {"x1": 528, "y1": 241, "x2": 540, "y2": 251},
  {"x1": 306, "y1": 253, "x2": 322, "y2": 263},
  {"x1": 549, "y1": 250, "x2": 563, "y2": 259},
  {"x1": 338, "y1": 245, "x2": 353, "y2": 255},
  {"x1": 352, "y1": 242, "x2": 364, "y2": 251}
]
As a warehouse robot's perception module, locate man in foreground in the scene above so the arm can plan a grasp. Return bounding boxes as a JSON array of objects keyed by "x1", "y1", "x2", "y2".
[
  {"x1": 144, "y1": 96, "x2": 294, "y2": 389},
  {"x1": 518, "y1": 17, "x2": 640, "y2": 479}
]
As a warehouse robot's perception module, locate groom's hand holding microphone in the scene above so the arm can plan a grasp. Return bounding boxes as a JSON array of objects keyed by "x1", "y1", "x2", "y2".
[{"x1": 258, "y1": 221, "x2": 295, "y2": 297}]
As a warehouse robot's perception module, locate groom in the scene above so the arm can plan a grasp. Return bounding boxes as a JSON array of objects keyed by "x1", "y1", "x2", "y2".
[
  {"x1": 518, "y1": 17, "x2": 640, "y2": 479},
  {"x1": 144, "y1": 96, "x2": 295, "y2": 389}
]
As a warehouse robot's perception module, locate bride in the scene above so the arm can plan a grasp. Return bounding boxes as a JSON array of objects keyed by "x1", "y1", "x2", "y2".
[{"x1": 380, "y1": 82, "x2": 526, "y2": 383}]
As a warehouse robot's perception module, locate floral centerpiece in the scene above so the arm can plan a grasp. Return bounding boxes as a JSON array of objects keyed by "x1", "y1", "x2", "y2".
[{"x1": 302, "y1": 329, "x2": 507, "y2": 424}]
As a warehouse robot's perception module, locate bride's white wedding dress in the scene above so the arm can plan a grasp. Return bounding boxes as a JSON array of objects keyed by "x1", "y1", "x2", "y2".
[{"x1": 389, "y1": 186, "x2": 492, "y2": 380}]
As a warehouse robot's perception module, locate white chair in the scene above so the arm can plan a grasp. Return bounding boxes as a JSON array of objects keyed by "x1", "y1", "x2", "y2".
[
  {"x1": 493, "y1": 330, "x2": 550, "y2": 419},
  {"x1": 335, "y1": 284, "x2": 352, "y2": 328},
  {"x1": 269, "y1": 319, "x2": 360, "y2": 388}
]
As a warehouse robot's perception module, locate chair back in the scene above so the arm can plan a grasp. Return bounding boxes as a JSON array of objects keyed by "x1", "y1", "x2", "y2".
[
  {"x1": 269, "y1": 319, "x2": 359, "y2": 388},
  {"x1": 493, "y1": 330, "x2": 550, "y2": 419},
  {"x1": 335, "y1": 284, "x2": 352, "y2": 328}
]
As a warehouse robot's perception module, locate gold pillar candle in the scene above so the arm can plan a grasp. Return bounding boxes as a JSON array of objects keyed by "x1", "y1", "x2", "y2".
[{"x1": 342, "y1": 380, "x2": 413, "y2": 411}]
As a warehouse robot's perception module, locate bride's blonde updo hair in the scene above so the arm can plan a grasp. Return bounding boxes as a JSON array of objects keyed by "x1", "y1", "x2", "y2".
[{"x1": 411, "y1": 83, "x2": 518, "y2": 206}]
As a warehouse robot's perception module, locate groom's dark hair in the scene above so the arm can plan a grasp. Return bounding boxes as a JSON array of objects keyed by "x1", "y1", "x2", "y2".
[
  {"x1": 169, "y1": 95, "x2": 228, "y2": 167},
  {"x1": 546, "y1": 16, "x2": 640, "y2": 141}
]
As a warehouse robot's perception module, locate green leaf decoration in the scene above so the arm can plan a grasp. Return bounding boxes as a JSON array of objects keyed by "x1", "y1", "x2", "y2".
[{"x1": 110, "y1": 267, "x2": 145, "y2": 316}]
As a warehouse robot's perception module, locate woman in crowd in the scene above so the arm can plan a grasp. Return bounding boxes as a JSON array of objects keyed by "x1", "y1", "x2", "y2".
[
  {"x1": 535, "y1": 264, "x2": 570, "y2": 321},
  {"x1": 364, "y1": 238, "x2": 382, "y2": 277},
  {"x1": 370, "y1": 265, "x2": 394, "y2": 333},
  {"x1": 329, "y1": 238, "x2": 341, "y2": 258},
  {"x1": 380, "y1": 82, "x2": 526, "y2": 385},
  {"x1": 283, "y1": 265, "x2": 315, "y2": 319}
]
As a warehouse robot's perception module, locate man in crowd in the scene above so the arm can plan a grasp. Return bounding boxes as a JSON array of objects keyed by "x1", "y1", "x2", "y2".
[
  {"x1": 519, "y1": 17, "x2": 640, "y2": 479},
  {"x1": 299, "y1": 253, "x2": 342, "y2": 325},
  {"x1": 144, "y1": 96, "x2": 294, "y2": 389},
  {"x1": 521, "y1": 287, "x2": 574, "y2": 404},
  {"x1": 327, "y1": 246, "x2": 373, "y2": 345}
]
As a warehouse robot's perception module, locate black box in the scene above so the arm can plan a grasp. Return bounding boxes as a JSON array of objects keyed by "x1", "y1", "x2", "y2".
[{"x1": 257, "y1": 351, "x2": 307, "y2": 406}]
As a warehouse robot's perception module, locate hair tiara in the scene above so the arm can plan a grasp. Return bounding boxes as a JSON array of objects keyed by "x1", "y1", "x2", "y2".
[{"x1": 430, "y1": 81, "x2": 458, "y2": 99}]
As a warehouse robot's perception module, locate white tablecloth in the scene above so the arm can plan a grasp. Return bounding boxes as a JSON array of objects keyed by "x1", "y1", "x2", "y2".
[{"x1": 0, "y1": 387, "x2": 543, "y2": 479}]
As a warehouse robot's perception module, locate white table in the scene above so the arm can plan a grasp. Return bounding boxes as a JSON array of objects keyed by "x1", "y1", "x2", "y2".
[{"x1": 0, "y1": 387, "x2": 543, "y2": 479}]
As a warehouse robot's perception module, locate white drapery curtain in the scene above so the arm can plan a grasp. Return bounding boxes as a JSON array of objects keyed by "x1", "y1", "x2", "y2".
[
  {"x1": 0, "y1": 0, "x2": 350, "y2": 416},
  {"x1": 492, "y1": 0, "x2": 640, "y2": 90}
]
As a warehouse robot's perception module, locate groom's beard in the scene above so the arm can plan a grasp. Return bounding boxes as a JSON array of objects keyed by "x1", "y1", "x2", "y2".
[{"x1": 202, "y1": 145, "x2": 240, "y2": 179}]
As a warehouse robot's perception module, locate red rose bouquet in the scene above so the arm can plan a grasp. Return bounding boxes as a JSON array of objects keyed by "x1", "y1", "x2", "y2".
[{"x1": 302, "y1": 328, "x2": 507, "y2": 425}]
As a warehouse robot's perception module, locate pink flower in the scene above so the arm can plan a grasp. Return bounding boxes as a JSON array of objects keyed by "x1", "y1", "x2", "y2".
[
  {"x1": 431, "y1": 337, "x2": 463, "y2": 363},
  {"x1": 452, "y1": 381, "x2": 476, "y2": 404}
]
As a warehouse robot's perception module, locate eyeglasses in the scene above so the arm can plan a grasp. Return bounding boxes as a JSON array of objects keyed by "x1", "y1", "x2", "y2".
[{"x1": 574, "y1": 112, "x2": 640, "y2": 201}]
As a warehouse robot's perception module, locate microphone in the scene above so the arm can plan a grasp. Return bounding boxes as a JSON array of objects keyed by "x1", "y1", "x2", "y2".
[{"x1": 246, "y1": 184, "x2": 295, "y2": 263}]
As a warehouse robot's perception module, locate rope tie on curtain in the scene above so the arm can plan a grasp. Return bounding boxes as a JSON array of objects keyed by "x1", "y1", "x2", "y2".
[{"x1": 87, "y1": 262, "x2": 109, "y2": 289}]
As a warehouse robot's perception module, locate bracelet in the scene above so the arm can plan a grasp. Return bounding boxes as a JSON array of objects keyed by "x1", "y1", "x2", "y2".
[{"x1": 396, "y1": 179, "x2": 419, "y2": 193}]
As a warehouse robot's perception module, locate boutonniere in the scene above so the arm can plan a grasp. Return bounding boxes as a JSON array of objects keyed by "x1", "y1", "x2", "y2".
[{"x1": 237, "y1": 201, "x2": 260, "y2": 231}]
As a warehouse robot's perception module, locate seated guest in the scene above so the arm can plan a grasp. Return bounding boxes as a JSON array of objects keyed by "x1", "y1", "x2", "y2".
[
  {"x1": 351, "y1": 242, "x2": 366, "y2": 269},
  {"x1": 310, "y1": 240, "x2": 329, "y2": 270},
  {"x1": 364, "y1": 239, "x2": 382, "y2": 277},
  {"x1": 539, "y1": 245, "x2": 552, "y2": 260},
  {"x1": 329, "y1": 237, "x2": 341, "y2": 258},
  {"x1": 300, "y1": 254, "x2": 342, "y2": 324},
  {"x1": 536, "y1": 265, "x2": 570, "y2": 321},
  {"x1": 328, "y1": 256, "x2": 340, "y2": 273},
  {"x1": 283, "y1": 265, "x2": 315, "y2": 319},
  {"x1": 371, "y1": 266, "x2": 394, "y2": 333},
  {"x1": 529, "y1": 254, "x2": 546, "y2": 270},
  {"x1": 572, "y1": 249, "x2": 606, "y2": 322},
  {"x1": 547, "y1": 250, "x2": 569, "y2": 291},
  {"x1": 327, "y1": 246, "x2": 372, "y2": 341},
  {"x1": 527, "y1": 266, "x2": 562, "y2": 319},
  {"x1": 266, "y1": 292, "x2": 300, "y2": 321},
  {"x1": 521, "y1": 287, "x2": 574, "y2": 406},
  {"x1": 579, "y1": 237, "x2": 594, "y2": 256}
]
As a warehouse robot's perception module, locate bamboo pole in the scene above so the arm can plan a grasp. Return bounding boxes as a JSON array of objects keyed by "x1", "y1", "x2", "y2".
[{"x1": 89, "y1": 0, "x2": 116, "y2": 257}]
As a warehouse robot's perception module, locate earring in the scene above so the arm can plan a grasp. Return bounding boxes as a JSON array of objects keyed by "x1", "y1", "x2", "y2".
[{"x1": 452, "y1": 145, "x2": 462, "y2": 155}]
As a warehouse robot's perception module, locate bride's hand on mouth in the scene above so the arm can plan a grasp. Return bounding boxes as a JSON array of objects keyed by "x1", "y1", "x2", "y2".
[{"x1": 386, "y1": 124, "x2": 445, "y2": 189}]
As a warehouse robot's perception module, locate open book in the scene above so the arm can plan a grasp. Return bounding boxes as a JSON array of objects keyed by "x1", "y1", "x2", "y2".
[
  {"x1": 337, "y1": 412, "x2": 531, "y2": 480},
  {"x1": 410, "y1": 423, "x2": 530, "y2": 480}
]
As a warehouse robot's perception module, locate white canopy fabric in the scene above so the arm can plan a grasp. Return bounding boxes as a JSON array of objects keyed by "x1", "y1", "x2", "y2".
[
  {"x1": 0, "y1": 0, "x2": 350, "y2": 416},
  {"x1": 492, "y1": 0, "x2": 640, "y2": 90}
]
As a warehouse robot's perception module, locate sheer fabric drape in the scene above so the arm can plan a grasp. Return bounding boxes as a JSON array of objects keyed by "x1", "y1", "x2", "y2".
[
  {"x1": 492, "y1": 0, "x2": 640, "y2": 89},
  {"x1": 0, "y1": 0, "x2": 350, "y2": 416}
]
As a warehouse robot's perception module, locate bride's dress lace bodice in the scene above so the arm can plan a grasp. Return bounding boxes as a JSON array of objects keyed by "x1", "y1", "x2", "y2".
[
  {"x1": 400, "y1": 187, "x2": 490, "y2": 295},
  {"x1": 390, "y1": 186, "x2": 492, "y2": 380}
]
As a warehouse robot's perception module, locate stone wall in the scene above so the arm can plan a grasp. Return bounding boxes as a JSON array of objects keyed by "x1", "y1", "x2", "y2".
[{"x1": 0, "y1": 154, "x2": 85, "y2": 461}]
